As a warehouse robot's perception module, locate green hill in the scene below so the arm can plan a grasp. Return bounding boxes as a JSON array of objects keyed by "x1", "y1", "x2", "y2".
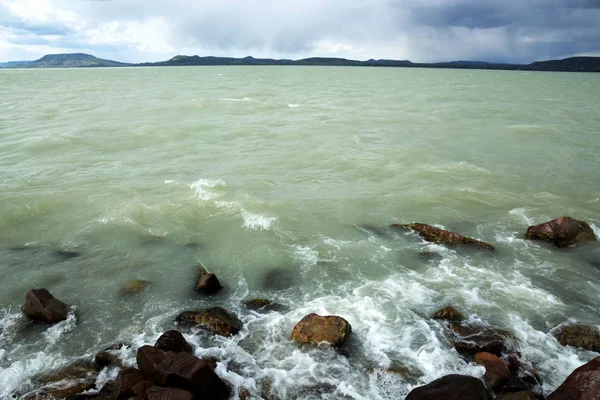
[{"x1": 24, "y1": 53, "x2": 130, "y2": 68}]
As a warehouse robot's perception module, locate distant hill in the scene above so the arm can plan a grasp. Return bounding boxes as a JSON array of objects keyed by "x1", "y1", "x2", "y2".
[
  {"x1": 2, "y1": 53, "x2": 599, "y2": 72},
  {"x1": 22, "y1": 53, "x2": 130, "y2": 68}
]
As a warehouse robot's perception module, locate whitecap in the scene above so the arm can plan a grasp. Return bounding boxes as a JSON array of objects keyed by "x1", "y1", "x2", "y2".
[
  {"x1": 509, "y1": 208, "x2": 535, "y2": 225},
  {"x1": 221, "y1": 97, "x2": 252, "y2": 102},
  {"x1": 241, "y1": 209, "x2": 276, "y2": 231},
  {"x1": 43, "y1": 308, "x2": 77, "y2": 346},
  {"x1": 190, "y1": 178, "x2": 226, "y2": 201},
  {"x1": 591, "y1": 223, "x2": 600, "y2": 239},
  {"x1": 288, "y1": 104, "x2": 299, "y2": 108}
]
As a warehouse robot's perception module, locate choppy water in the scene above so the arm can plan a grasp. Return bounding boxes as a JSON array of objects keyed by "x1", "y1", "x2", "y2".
[{"x1": 1, "y1": 66, "x2": 600, "y2": 399}]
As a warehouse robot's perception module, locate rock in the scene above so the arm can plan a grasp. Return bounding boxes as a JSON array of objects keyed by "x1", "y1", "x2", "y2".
[
  {"x1": 262, "y1": 268, "x2": 297, "y2": 291},
  {"x1": 21, "y1": 288, "x2": 69, "y2": 324},
  {"x1": 132, "y1": 380, "x2": 154, "y2": 398},
  {"x1": 432, "y1": 306, "x2": 464, "y2": 322},
  {"x1": 111, "y1": 368, "x2": 144, "y2": 400},
  {"x1": 391, "y1": 223, "x2": 495, "y2": 251},
  {"x1": 53, "y1": 249, "x2": 81, "y2": 261},
  {"x1": 553, "y1": 324, "x2": 600, "y2": 352},
  {"x1": 244, "y1": 298, "x2": 286, "y2": 312},
  {"x1": 196, "y1": 268, "x2": 223, "y2": 295},
  {"x1": 405, "y1": 374, "x2": 492, "y2": 400},
  {"x1": 120, "y1": 280, "x2": 151, "y2": 296},
  {"x1": 175, "y1": 308, "x2": 243, "y2": 337},
  {"x1": 525, "y1": 216, "x2": 597, "y2": 248},
  {"x1": 291, "y1": 313, "x2": 351, "y2": 347},
  {"x1": 496, "y1": 391, "x2": 537, "y2": 400},
  {"x1": 146, "y1": 386, "x2": 195, "y2": 400},
  {"x1": 95, "y1": 351, "x2": 124, "y2": 369},
  {"x1": 155, "y1": 330, "x2": 193, "y2": 353},
  {"x1": 25, "y1": 361, "x2": 100, "y2": 399},
  {"x1": 136, "y1": 345, "x2": 230, "y2": 399},
  {"x1": 451, "y1": 323, "x2": 512, "y2": 356},
  {"x1": 474, "y1": 352, "x2": 510, "y2": 390},
  {"x1": 547, "y1": 356, "x2": 600, "y2": 400}
]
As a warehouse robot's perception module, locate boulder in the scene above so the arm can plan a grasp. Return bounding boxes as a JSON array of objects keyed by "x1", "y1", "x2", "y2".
[
  {"x1": 111, "y1": 368, "x2": 144, "y2": 400},
  {"x1": 24, "y1": 361, "x2": 100, "y2": 399},
  {"x1": 391, "y1": 223, "x2": 495, "y2": 251},
  {"x1": 196, "y1": 270, "x2": 223, "y2": 295},
  {"x1": 95, "y1": 351, "x2": 125, "y2": 369},
  {"x1": 525, "y1": 216, "x2": 597, "y2": 247},
  {"x1": 146, "y1": 386, "x2": 195, "y2": 400},
  {"x1": 547, "y1": 356, "x2": 600, "y2": 400},
  {"x1": 496, "y1": 392, "x2": 537, "y2": 400},
  {"x1": 291, "y1": 313, "x2": 351, "y2": 347},
  {"x1": 451, "y1": 323, "x2": 513, "y2": 356},
  {"x1": 474, "y1": 352, "x2": 510, "y2": 390},
  {"x1": 120, "y1": 280, "x2": 151, "y2": 296},
  {"x1": 132, "y1": 380, "x2": 154, "y2": 398},
  {"x1": 405, "y1": 374, "x2": 492, "y2": 400},
  {"x1": 21, "y1": 288, "x2": 69, "y2": 324},
  {"x1": 553, "y1": 324, "x2": 600, "y2": 352},
  {"x1": 175, "y1": 308, "x2": 243, "y2": 337},
  {"x1": 432, "y1": 306, "x2": 464, "y2": 322},
  {"x1": 155, "y1": 330, "x2": 193, "y2": 353},
  {"x1": 136, "y1": 346, "x2": 229, "y2": 399}
]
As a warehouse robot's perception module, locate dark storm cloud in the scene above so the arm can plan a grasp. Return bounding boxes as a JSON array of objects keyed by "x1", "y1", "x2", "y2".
[{"x1": 1, "y1": 0, "x2": 599, "y2": 63}]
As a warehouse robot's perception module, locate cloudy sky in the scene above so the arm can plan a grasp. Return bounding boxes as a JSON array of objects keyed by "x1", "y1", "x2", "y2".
[{"x1": 1, "y1": 0, "x2": 599, "y2": 63}]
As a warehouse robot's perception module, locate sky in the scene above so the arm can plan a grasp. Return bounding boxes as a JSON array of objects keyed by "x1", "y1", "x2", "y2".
[{"x1": 1, "y1": 0, "x2": 599, "y2": 64}]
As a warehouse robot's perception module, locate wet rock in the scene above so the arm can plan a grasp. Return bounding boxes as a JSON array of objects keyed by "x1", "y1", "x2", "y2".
[
  {"x1": 136, "y1": 345, "x2": 230, "y2": 399},
  {"x1": 547, "y1": 356, "x2": 600, "y2": 400},
  {"x1": 175, "y1": 307, "x2": 243, "y2": 337},
  {"x1": 24, "y1": 361, "x2": 100, "y2": 399},
  {"x1": 120, "y1": 280, "x2": 151, "y2": 296},
  {"x1": 111, "y1": 368, "x2": 144, "y2": 400},
  {"x1": 95, "y1": 351, "x2": 125, "y2": 369},
  {"x1": 21, "y1": 288, "x2": 69, "y2": 324},
  {"x1": 291, "y1": 313, "x2": 351, "y2": 347},
  {"x1": 496, "y1": 391, "x2": 537, "y2": 400},
  {"x1": 525, "y1": 216, "x2": 597, "y2": 248},
  {"x1": 244, "y1": 298, "x2": 287, "y2": 312},
  {"x1": 391, "y1": 223, "x2": 495, "y2": 251},
  {"x1": 196, "y1": 270, "x2": 223, "y2": 295},
  {"x1": 419, "y1": 251, "x2": 444, "y2": 261},
  {"x1": 132, "y1": 380, "x2": 154, "y2": 398},
  {"x1": 451, "y1": 323, "x2": 513, "y2": 356},
  {"x1": 431, "y1": 306, "x2": 464, "y2": 322},
  {"x1": 405, "y1": 374, "x2": 492, "y2": 400},
  {"x1": 262, "y1": 268, "x2": 297, "y2": 291},
  {"x1": 154, "y1": 330, "x2": 193, "y2": 353},
  {"x1": 553, "y1": 324, "x2": 600, "y2": 352},
  {"x1": 146, "y1": 386, "x2": 194, "y2": 400},
  {"x1": 474, "y1": 352, "x2": 510, "y2": 390}
]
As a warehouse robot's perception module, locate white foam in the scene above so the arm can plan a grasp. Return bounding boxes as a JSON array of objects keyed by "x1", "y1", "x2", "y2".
[
  {"x1": 292, "y1": 245, "x2": 319, "y2": 269},
  {"x1": 43, "y1": 308, "x2": 77, "y2": 346},
  {"x1": 164, "y1": 179, "x2": 175, "y2": 184},
  {"x1": 288, "y1": 104, "x2": 299, "y2": 108},
  {"x1": 221, "y1": 97, "x2": 252, "y2": 102},
  {"x1": 190, "y1": 178, "x2": 226, "y2": 201},
  {"x1": 241, "y1": 210, "x2": 276, "y2": 231},
  {"x1": 591, "y1": 223, "x2": 600, "y2": 239},
  {"x1": 509, "y1": 208, "x2": 535, "y2": 225}
]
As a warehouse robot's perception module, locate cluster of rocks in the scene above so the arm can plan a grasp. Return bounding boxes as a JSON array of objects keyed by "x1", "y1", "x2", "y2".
[{"x1": 15, "y1": 215, "x2": 600, "y2": 399}]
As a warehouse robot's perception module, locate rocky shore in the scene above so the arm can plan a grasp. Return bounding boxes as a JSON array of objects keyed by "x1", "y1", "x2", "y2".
[{"x1": 11, "y1": 216, "x2": 600, "y2": 399}]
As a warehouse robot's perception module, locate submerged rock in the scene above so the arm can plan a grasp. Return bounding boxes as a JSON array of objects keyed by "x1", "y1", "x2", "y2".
[
  {"x1": 474, "y1": 352, "x2": 510, "y2": 390},
  {"x1": 547, "y1": 356, "x2": 600, "y2": 400},
  {"x1": 244, "y1": 298, "x2": 287, "y2": 312},
  {"x1": 262, "y1": 268, "x2": 297, "y2": 291},
  {"x1": 94, "y1": 343, "x2": 129, "y2": 369},
  {"x1": 21, "y1": 288, "x2": 69, "y2": 324},
  {"x1": 553, "y1": 324, "x2": 600, "y2": 352},
  {"x1": 111, "y1": 368, "x2": 144, "y2": 400},
  {"x1": 176, "y1": 307, "x2": 243, "y2": 336},
  {"x1": 196, "y1": 269, "x2": 223, "y2": 295},
  {"x1": 291, "y1": 313, "x2": 351, "y2": 347},
  {"x1": 136, "y1": 345, "x2": 230, "y2": 399},
  {"x1": 450, "y1": 323, "x2": 513, "y2": 356},
  {"x1": 405, "y1": 374, "x2": 492, "y2": 400},
  {"x1": 154, "y1": 330, "x2": 193, "y2": 353},
  {"x1": 119, "y1": 280, "x2": 151, "y2": 296},
  {"x1": 53, "y1": 249, "x2": 81, "y2": 261},
  {"x1": 432, "y1": 306, "x2": 465, "y2": 322},
  {"x1": 391, "y1": 223, "x2": 495, "y2": 251},
  {"x1": 525, "y1": 216, "x2": 597, "y2": 247}
]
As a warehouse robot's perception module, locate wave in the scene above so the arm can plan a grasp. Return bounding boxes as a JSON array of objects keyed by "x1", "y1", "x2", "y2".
[{"x1": 190, "y1": 178, "x2": 226, "y2": 201}]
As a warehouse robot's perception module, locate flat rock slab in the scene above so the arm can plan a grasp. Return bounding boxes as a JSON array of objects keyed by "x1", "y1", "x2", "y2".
[
  {"x1": 525, "y1": 216, "x2": 597, "y2": 248},
  {"x1": 392, "y1": 223, "x2": 495, "y2": 251},
  {"x1": 405, "y1": 374, "x2": 492, "y2": 400},
  {"x1": 21, "y1": 288, "x2": 69, "y2": 324},
  {"x1": 176, "y1": 307, "x2": 242, "y2": 337},
  {"x1": 548, "y1": 356, "x2": 600, "y2": 400},
  {"x1": 291, "y1": 313, "x2": 351, "y2": 347}
]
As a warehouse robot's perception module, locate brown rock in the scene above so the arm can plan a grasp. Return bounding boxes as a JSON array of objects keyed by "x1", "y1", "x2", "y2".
[
  {"x1": 146, "y1": 386, "x2": 194, "y2": 400},
  {"x1": 120, "y1": 280, "x2": 151, "y2": 296},
  {"x1": 405, "y1": 374, "x2": 492, "y2": 400},
  {"x1": 547, "y1": 356, "x2": 600, "y2": 400},
  {"x1": 451, "y1": 323, "x2": 512, "y2": 356},
  {"x1": 554, "y1": 324, "x2": 600, "y2": 352},
  {"x1": 391, "y1": 223, "x2": 495, "y2": 251},
  {"x1": 25, "y1": 361, "x2": 100, "y2": 399},
  {"x1": 244, "y1": 298, "x2": 286, "y2": 312},
  {"x1": 21, "y1": 288, "x2": 69, "y2": 324},
  {"x1": 496, "y1": 391, "x2": 537, "y2": 400},
  {"x1": 291, "y1": 313, "x2": 351, "y2": 347},
  {"x1": 525, "y1": 216, "x2": 597, "y2": 248},
  {"x1": 196, "y1": 271, "x2": 223, "y2": 295},
  {"x1": 432, "y1": 306, "x2": 464, "y2": 321},
  {"x1": 95, "y1": 351, "x2": 124, "y2": 369},
  {"x1": 111, "y1": 368, "x2": 144, "y2": 400},
  {"x1": 136, "y1": 345, "x2": 230, "y2": 399},
  {"x1": 132, "y1": 380, "x2": 154, "y2": 398},
  {"x1": 154, "y1": 330, "x2": 193, "y2": 353},
  {"x1": 175, "y1": 308, "x2": 243, "y2": 337},
  {"x1": 474, "y1": 352, "x2": 511, "y2": 389}
]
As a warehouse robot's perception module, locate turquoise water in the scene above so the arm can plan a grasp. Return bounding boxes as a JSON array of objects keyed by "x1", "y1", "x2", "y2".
[{"x1": 1, "y1": 66, "x2": 599, "y2": 399}]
